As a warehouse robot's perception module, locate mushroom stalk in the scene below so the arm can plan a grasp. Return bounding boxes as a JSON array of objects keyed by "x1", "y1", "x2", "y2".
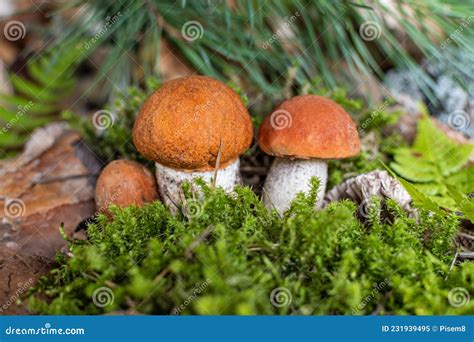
[
  {"x1": 262, "y1": 158, "x2": 327, "y2": 215},
  {"x1": 155, "y1": 159, "x2": 241, "y2": 209}
]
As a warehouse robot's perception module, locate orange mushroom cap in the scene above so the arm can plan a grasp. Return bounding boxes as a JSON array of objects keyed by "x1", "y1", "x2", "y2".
[
  {"x1": 258, "y1": 95, "x2": 360, "y2": 159},
  {"x1": 133, "y1": 76, "x2": 253, "y2": 171},
  {"x1": 95, "y1": 160, "x2": 158, "y2": 216}
]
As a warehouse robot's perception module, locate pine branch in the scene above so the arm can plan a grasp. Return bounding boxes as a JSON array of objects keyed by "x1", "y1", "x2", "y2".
[{"x1": 13, "y1": 1, "x2": 474, "y2": 108}]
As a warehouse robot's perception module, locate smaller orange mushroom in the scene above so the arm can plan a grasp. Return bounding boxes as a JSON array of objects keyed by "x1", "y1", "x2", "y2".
[
  {"x1": 95, "y1": 159, "x2": 158, "y2": 216},
  {"x1": 258, "y1": 95, "x2": 360, "y2": 214}
]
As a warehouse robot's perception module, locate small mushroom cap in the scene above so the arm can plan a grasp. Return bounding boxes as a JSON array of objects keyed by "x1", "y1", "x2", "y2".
[
  {"x1": 95, "y1": 160, "x2": 158, "y2": 215},
  {"x1": 258, "y1": 95, "x2": 360, "y2": 159},
  {"x1": 133, "y1": 76, "x2": 253, "y2": 171}
]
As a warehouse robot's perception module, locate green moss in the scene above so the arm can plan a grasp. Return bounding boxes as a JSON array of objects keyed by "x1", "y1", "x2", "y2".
[{"x1": 28, "y1": 180, "x2": 474, "y2": 315}]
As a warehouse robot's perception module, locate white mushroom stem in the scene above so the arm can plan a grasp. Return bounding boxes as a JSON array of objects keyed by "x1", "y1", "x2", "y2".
[
  {"x1": 262, "y1": 158, "x2": 327, "y2": 215},
  {"x1": 155, "y1": 159, "x2": 241, "y2": 210}
]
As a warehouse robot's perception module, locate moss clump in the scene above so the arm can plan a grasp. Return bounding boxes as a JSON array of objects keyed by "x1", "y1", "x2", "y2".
[{"x1": 29, "y1": 181, "x2": 474, "y2": 315}]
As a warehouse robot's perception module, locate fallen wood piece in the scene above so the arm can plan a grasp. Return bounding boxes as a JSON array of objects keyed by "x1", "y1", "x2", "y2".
[{"x1": 0, "y1": 123, "x2": 101, "y2": 314}]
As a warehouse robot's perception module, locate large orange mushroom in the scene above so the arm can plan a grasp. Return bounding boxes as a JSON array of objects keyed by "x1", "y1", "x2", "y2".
[
  {"x1": 133, "y1": 75, "x2": 253, "y2": 207},
  {"x1": 258, "y1": 95, "x2": 360, "y2": 214}
]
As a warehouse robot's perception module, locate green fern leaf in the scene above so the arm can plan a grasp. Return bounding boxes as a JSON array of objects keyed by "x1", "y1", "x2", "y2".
[
  {"x1": 390, "y1": 114, "x2": 474, "y2": 221},
  {"x1": 384, "y1": 162, "x2": 443, "y2": 214},
  {"x1": 28, "y1": 60, "x2": 75, "y2": 90},
  {"x1": 0, "y1": 42, "x2": 83, "y2": 157},
  {"x1": 447, "y1": 164, "x2": 474, "y2": 193},
  {"x1": 446, "y1": 184, "x2": 474, "y2": 223},
  {"x1": 10, "y1": 74, "x2": 61, "y2": 103},
  {"x1": 411, "y1": 117, "x2": 474, "y2": 175},
  {"x1": 0, "y1": 109, "x2": 50, "y2": 130},
  {"x1": 390, "y1": 148, "x2": 438, "y2": 182},
  {"x1": 0, "y1": 94, "x2": 56, "y2": 115}
]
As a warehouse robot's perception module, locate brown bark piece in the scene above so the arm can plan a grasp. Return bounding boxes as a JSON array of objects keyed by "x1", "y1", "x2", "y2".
[{"x1": 0, "y1": 123, "x2": 101, "y2": 314}]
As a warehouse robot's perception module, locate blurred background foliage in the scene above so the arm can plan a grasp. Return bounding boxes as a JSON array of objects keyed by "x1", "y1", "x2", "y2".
[
  {"x1": 52, "y1": 0, "x2": 473, "y2": 101},
  {"x1": 0, "y1": 0, "x2": 474, "y2": 156}
]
